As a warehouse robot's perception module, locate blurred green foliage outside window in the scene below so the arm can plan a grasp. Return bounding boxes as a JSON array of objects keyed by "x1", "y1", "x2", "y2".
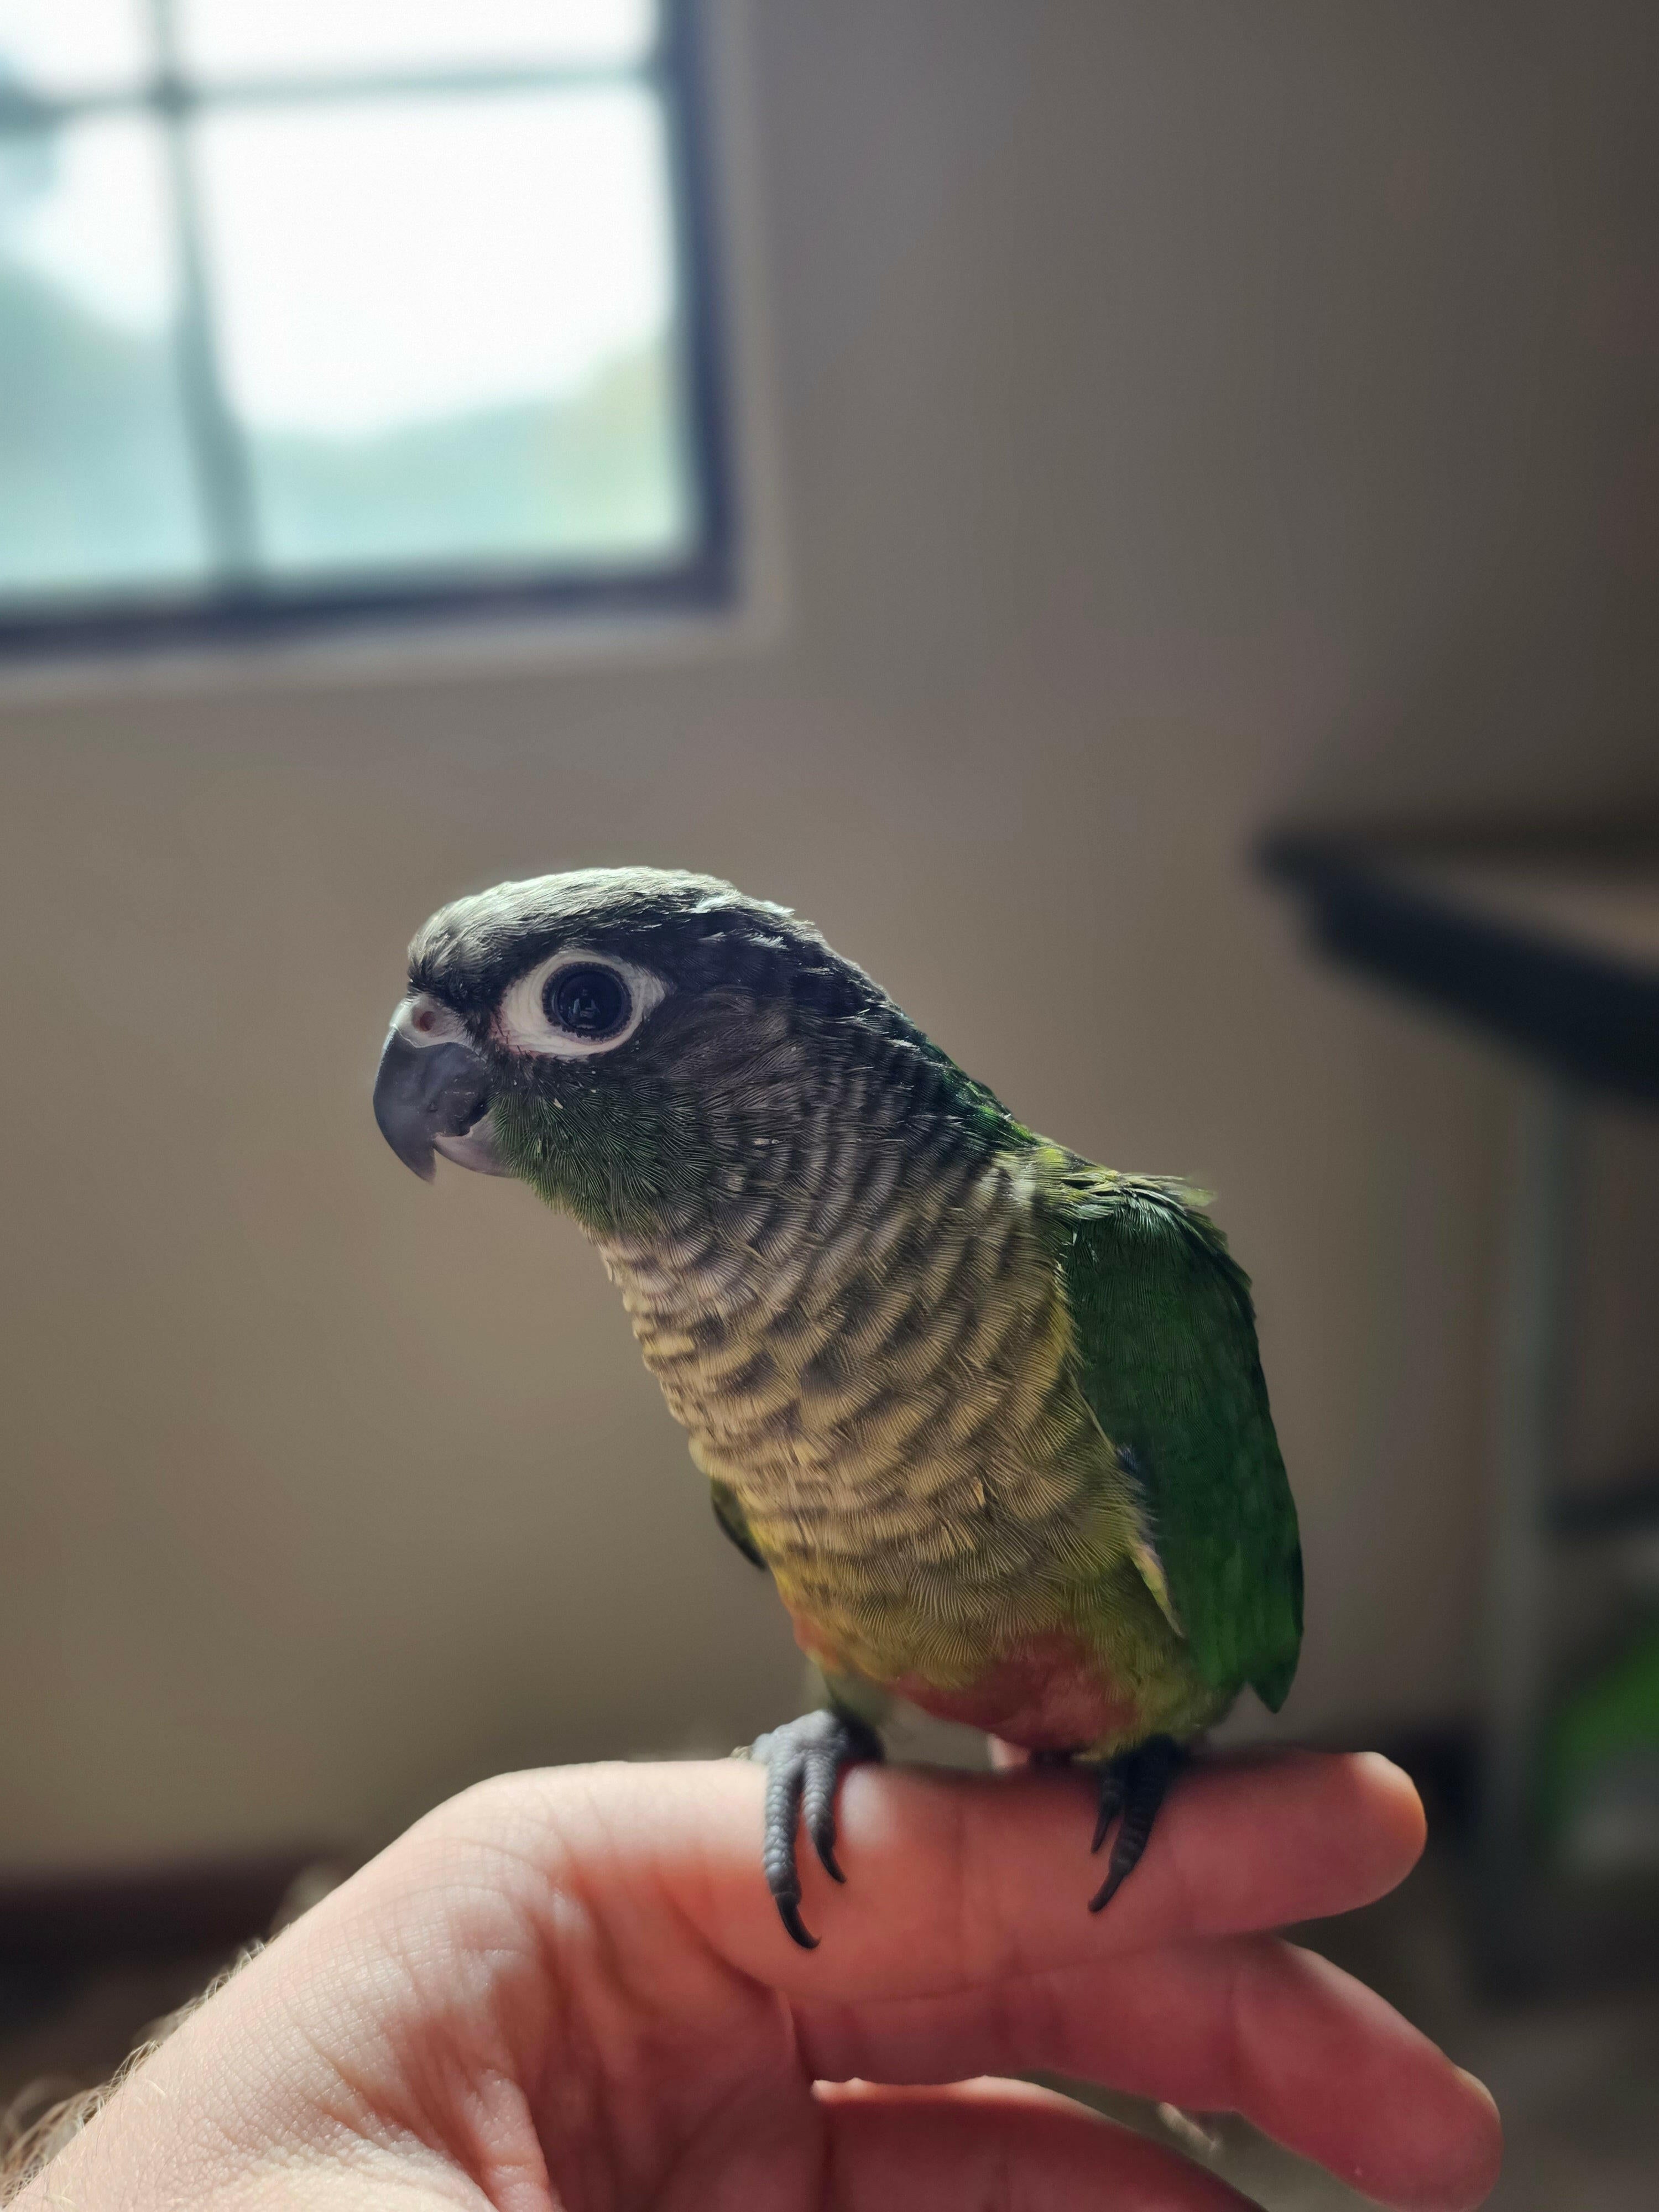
[{"x1": 0, "y1": 0, "x2": 728, "y2": 644}]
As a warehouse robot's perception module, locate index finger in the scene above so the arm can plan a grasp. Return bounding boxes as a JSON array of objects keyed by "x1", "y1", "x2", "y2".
[{"x1": 681, "y1": 1747, "x2": 1425, "y2": 1997}]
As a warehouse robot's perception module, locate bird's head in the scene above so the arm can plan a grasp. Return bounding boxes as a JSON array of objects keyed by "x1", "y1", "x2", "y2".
[{"x1": 373, "y1": 867, "x2": 969, "y2": 1237}]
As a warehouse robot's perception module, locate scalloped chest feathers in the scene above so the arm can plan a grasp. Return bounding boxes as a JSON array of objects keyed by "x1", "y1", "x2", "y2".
[{"x1": 591, "y1": 1124, "x2": 1135, "y2": 1682}]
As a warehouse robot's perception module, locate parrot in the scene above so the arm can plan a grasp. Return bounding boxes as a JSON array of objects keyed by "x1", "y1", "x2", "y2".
[{"x1": 373, "y1": 867, "x2": 1302, "y2": 1948}]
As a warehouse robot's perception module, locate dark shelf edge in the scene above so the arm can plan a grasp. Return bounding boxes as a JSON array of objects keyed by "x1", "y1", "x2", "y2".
[
  {"x1": 1548, "y1": 1473, "x2": 1659, "y2": 1540},
  {"x1": 1258, "y1": 830, "x2": 1659, "y2": 1110}
]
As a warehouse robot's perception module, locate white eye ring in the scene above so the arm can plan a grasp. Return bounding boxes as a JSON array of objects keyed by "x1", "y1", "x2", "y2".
[
  {"x1": 496, "y1": 948, "x2": 667, "y2": 1060},
  {"x1": 392, "y1": 993, "x2": 472, "y2": 1049}
]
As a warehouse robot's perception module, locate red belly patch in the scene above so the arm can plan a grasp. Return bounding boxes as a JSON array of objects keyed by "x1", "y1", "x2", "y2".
[{"x1": 792, "y1": 1614, "x2": 1139, "y2": 1752}]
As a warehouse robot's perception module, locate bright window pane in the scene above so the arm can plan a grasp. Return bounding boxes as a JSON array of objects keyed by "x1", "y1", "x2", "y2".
[
  {"x1": 176, "y1": 0, "x2": 656, "y2": 79},
  {"x1": 194, "y1": 90, "x2": 691, "y2": 575},
  {"x1": 0, "y1": 116, "x2": 206, "y2": 597},
  {"x1": 0, "y1": 0, "x2": 150, "y2": 98}
]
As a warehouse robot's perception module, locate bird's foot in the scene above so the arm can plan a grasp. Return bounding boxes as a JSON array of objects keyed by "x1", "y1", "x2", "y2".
[
  {"x1": 749, "y1": 1708, "x2": 884, "y2": 1949},
  {"x1": 1088, "y1": 1735, "x2": 1182, "y2": 1913}
]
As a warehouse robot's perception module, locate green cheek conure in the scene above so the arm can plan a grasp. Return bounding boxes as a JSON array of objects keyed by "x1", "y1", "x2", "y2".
[{"x1": 374, "y1": 869, "x2": 1302, "y2": 1947}]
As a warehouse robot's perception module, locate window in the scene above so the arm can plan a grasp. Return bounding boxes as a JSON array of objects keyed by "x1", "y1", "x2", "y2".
[{"x1": 0, "y1": 0, "x2": 732, "y2": 652}]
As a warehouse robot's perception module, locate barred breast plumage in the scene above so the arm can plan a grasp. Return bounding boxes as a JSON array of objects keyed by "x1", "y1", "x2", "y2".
[{"x1": 593, "y1": 1055, "x2": 1154, "y2": 1695}]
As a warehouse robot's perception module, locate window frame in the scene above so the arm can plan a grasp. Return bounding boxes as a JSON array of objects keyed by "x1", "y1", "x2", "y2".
[{"x1": 0, "y1": 0, "x2": 735, "y2": 661}]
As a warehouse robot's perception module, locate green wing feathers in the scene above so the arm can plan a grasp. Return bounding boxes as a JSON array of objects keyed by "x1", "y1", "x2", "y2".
[
  {"x1": 711, "y1": 1478, "x2": 768, "y2": 1571},
  {"x1": 1057, "y1": 1173, "x2": 1303, "y2": 1712}
]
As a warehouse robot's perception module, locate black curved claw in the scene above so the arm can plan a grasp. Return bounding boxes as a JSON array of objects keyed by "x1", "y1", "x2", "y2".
[
  {"x1": 1088, "y1": 1736, "x2": 1181, "y2": 1913},
  {"x1": 751, "y1": 1709, "x2": 884, "y2": 1949},
  {"x1": 1091, "y1": 1765, "x2": 1126, "y2": 1854}
]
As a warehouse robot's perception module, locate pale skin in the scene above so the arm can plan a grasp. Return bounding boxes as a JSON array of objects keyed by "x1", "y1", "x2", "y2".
[{"x1": 15, "y1": 1752, "x2": 1501, "y2": 2212}]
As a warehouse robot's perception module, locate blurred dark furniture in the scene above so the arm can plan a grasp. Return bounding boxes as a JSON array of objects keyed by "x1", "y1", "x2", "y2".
[{"x1": 1265, "y1": 820, "x2": 1659, "y2": 1992}]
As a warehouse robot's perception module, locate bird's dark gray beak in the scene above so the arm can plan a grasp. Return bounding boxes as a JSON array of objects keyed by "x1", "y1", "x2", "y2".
[{"x1": 373, "y1": 1018, "x2": 504, "y2": 1181}]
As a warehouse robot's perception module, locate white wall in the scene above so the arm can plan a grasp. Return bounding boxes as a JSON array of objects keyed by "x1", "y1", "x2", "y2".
[{"x1": 2, "y1": 0, "x2": 1654, "y2": 1866}]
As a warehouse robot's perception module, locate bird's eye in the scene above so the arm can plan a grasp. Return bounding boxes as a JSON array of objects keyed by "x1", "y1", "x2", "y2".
[
  {"x1": 546, "y1": 963, "x2": 630, "y2": 1040},
  {"x1": 496, "y1": 948, "x2": 666, "y2": 1060}
]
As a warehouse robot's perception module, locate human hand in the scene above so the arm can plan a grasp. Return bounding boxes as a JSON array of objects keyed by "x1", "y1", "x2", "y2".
[{"x1": 15, "y1": 1751, "x2": 1500, "y2": 2210}]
